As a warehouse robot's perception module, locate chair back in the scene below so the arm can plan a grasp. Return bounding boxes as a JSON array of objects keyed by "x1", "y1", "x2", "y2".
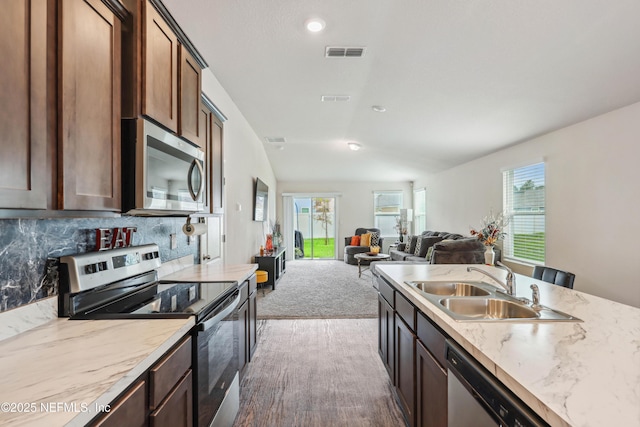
[{"x1": 532, "y1": 266, "x2": 575, "y2": 289}]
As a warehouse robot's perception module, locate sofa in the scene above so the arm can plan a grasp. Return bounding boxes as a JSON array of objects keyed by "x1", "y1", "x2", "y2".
[
  {"x1": 388, "y1": 231, "x2": 501, "y2": 264},
  {"x1": 344, "y1": 227, "x2": 385, "y2": 265}
]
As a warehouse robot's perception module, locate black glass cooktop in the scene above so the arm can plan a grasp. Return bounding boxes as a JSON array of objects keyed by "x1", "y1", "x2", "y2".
[{"x1": 73, "y1": 281, "x2": 237, "y2": 321}]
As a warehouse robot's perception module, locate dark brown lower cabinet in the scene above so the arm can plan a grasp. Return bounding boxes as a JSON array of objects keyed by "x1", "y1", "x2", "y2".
[
  {"x1": 416, "y1": 340, "x2": 447, "y2": 427},
  {"x1": 93, "y1": 380, "x2": 147, "y2": 427},
  {"x1": 395, "y1": 314, "x2": 416, "y2": 427},
  {"x1": 248, "y1": 277, "x2": 258, "y2": 359},
  {"x1": 91, "y1": 336, "x2": 192, "y2": 427},
  {"x1": 238, "y1": 297, "x2": 249, "y2": 375},
  {"x1": 378, "y1": 293, "x2": 395, "y2": 380},
  {"x1": 150, "y1": 370, "x2": 193, "y2": 427}
]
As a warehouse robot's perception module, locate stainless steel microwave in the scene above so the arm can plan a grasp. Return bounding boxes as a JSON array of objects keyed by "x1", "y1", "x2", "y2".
[{"x1": 122, "y1": 118, "x2": 206, "y2": 215}]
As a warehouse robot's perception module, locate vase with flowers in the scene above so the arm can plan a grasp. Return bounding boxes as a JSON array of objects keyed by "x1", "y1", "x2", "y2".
[
  {"x1": 470, "y1": 211, "x2": 509, "y2": 265},
  {"x1": 394, "y1": 216, "x2": 407, "y2": 243}
]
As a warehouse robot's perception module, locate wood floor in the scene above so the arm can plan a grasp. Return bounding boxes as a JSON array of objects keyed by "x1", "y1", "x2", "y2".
[{"x1": 233, "y1": 319, "x2": 406, "y2": 427}]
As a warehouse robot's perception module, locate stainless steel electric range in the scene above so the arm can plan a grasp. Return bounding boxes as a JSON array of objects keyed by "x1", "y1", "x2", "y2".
[{"x1": 59, "y1": 244, "x2": 240, "y2": 427}]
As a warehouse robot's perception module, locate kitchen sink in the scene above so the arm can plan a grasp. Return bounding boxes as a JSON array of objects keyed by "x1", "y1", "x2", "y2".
[
  {"x1": 405, "y1": 280, "x2": 581, "y2": 322},
  {"x1": 408, "y1": 281, "x2": 491, "y2": 297},
  {"x1": 440, "y1": 297, "x2": 539, "y2": 320}
]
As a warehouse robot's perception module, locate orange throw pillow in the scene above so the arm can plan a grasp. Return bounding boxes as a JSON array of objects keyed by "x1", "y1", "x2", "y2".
[
  {"x1": 350, "y1": 235, "x2": 361, "y2": 246},
  {"x1": 360, "y1": 233, "x2": 372, "y2": 247}
]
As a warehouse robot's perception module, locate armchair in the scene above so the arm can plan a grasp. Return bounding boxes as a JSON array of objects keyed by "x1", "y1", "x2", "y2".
[{"x1": 343, "y1": 227, "x2": 384, "y2": 265}]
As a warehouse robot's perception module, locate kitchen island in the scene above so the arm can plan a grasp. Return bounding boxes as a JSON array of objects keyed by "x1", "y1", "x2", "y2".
[{"x1": 374, "y1": 263, "x2": 640, "y2": 427}]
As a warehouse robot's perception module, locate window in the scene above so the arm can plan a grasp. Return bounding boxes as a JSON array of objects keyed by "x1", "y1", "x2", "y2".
[
  {"x1": 413, "y1": 188, "x2": 426, "y2": 234},
  {"x1": 374, "y1": 191, "x2": 403, "y2": 237},
  {"x1": 502, "y1": 162, "x2": 545, "y2": 263}
]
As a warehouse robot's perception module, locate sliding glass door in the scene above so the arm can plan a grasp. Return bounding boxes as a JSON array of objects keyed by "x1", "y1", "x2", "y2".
[{"x1": 293, "y1": 197, "x2": 336, "y2": 259}]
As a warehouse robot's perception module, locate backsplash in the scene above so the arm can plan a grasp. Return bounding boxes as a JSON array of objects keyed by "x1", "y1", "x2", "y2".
[{"x1": 0, "y1": 217, "x2": 199, "y2": 313}]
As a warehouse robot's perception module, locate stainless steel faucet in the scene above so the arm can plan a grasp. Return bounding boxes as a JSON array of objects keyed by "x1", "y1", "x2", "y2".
[{"x1": 467, "y1": 261, "x2": 516, "y2": 296}]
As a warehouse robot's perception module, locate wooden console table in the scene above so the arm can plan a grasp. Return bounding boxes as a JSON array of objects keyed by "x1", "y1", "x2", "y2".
[{"x1": 253, "y1": 247, "x2": 286, "y2": 290}]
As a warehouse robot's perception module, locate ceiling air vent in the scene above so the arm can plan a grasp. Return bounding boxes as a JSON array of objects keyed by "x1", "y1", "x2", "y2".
[
  {"x1": 325, "y1": 47, "x2": 365, "y2": 58},
  {"x1": 321, "y1": 95, "x2": 351, "y2": 102},
  {"x1": 265, "y1": 137, "x2": 286, "y2": 144}
]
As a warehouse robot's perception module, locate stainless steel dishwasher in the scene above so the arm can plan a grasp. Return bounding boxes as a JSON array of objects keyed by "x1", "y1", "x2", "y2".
[{"x1": 446, "y1": 341, "x2": 549, "y2": 427}]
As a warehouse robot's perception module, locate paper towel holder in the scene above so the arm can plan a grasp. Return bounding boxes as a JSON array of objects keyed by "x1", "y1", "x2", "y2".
[{"x1": 183, "y1": 216, "x2": 207, "y2": 236}]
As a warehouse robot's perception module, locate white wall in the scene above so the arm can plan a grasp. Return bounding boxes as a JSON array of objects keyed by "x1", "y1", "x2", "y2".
[
  {"x1": 277, "y1": 181, "x2": 413, "y2": 256},
  {"x1": 415, "y1": 102, "x2": 640, "y2": 307},
  {"x1": 201, "y1": 70, "x2": 276, "y2": 264}
]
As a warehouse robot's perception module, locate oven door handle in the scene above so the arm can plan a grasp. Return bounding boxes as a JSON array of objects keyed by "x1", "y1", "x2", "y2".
[{"x1": 198, "y1": 291, "x2": 241, "y2": 332}]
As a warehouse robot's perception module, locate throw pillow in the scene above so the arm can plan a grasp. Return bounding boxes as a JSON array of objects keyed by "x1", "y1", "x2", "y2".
[
  {"x1": 360, "y1": 233, "x2": 372, "y2": 247},
  {"x1": 368, "y1": 230, "x2": 380, "y2": 246},
  {"x1": 426, "y1": 246, "x2": 434, "y2": 261},
  {"x1": 350, "y1": 235, "x2": 361, "y2": 246},
  {"x1": 404, "y1": 235, "x2": 415, "y2": 253},
  {"x1": 414, "y1": 237, "x2": 422, "y2": 256}
]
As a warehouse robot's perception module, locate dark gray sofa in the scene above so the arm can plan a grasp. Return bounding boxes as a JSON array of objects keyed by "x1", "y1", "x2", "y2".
[
  {"x1": 388, "y1": 230, "x2": 501, "y2": 264},
  {"x1": 343, "y1": 227, "x2": 385, "y2": 265},
  {"x1": 390, "y1": 231, "x2": 464, "y2": 262}
]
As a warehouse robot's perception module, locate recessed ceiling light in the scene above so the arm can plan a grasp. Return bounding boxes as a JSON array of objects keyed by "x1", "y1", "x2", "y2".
[
  {"x1": 347, "y1": 142, "x2": 361, "y2": 151},
  {"x1": 305, "y1": 18, "x2": 325, "y2": 33},
  {"x1": 372, "y1": 105, "x2": 386, "y2": 112}
]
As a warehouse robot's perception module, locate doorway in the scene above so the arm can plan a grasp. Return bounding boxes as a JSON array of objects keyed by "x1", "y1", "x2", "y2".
[{"x1": 293, "y1": 197, "x2": 336, "y2": 259}]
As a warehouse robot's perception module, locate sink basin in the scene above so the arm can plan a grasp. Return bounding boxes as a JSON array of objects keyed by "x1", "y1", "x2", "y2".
[
  {"x1": 408, "y1": 281, "x2": 491, "y2": 297},
  {"x1": 440, "y1": 297, "x2": 539, "y2": 320}
]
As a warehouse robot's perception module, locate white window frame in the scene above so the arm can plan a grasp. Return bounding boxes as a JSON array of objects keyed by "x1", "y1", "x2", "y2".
[
  {"x1": 413, "y1": 188, "x2": 426, "y2": 234},
  {"x1": 502, "y1": 161, "x2": 546, "y2": 264},
  {"x1": 373, "y1": 190, "x2": 403, "y2": 238}
]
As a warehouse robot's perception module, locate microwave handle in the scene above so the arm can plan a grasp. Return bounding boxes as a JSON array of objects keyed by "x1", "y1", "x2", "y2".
[{"x1": 187, "y1": 159, "x2": 204, "y2": 201}]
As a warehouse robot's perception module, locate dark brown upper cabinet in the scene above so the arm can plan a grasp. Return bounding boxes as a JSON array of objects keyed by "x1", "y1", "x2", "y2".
[
  {"x1": 0, "y1": 0, "x2": 50, "y2": 209},
  {"x1": 142, "y1": 0, "x2": 179, "y2": 132},
  {"x1": 58, "y1": 0, "x2": 122, "y2": 211}
]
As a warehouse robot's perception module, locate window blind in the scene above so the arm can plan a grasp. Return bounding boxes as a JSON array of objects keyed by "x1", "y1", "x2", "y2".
[
  {"x1": 373, "y1": 191, "x2": 403, "y2": 237},
  {"x1": 502, "y1": 162, "x2": 545, "y2": 263}
]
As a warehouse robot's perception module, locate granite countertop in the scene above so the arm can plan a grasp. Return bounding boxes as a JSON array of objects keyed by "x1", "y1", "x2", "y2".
[
  {"x1": 0, "y1": 316, "x2": 194, "y2": 427},
  {"x1": 161, "y1": 263, "x2": 258, "y2": 284},
  {"x1": 375, "y1": 263, "x2": 640, "y2": 427}
]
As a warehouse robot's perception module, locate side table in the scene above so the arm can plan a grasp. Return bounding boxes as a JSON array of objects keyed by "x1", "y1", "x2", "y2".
[{"x1": 253, "y1": 247, "x2": 286, "y2": 290}]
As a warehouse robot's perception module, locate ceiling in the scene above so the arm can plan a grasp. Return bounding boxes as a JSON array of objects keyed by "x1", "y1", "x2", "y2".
[{"x1": 163, "y1": 0, "x2": 640, "y2": 182}]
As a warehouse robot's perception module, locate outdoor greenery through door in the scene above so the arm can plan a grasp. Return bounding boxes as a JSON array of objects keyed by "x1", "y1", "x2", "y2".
[{"x1": 294, "y1": 197, "x2": 336, "y2": 259}]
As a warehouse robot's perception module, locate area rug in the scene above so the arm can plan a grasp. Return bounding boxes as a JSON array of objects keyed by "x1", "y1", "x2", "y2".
[{"x1": 256, "y1": 260, "x2": 378, "y2": 319}]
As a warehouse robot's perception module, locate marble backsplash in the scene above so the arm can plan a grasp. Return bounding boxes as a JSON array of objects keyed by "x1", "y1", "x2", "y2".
[{"x1": 0, "y1": 217, "x2": 199, "y2": 313}]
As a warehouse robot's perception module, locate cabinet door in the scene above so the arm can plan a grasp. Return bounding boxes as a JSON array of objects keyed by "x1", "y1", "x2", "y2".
[
  {"x1": 143, "y1": 0, "x2": 178, "y2": 132},
  {"x1": 416, "y1": 340, "x2": 447, "y2": 427},
  {"x1": 378, "y1": 293, "x2": 395, "y2": 381},
  {"x1": 248, "y1": 275, "x2": 258, "y2": 359},
  {"x1": 0, "y1": 0, "x2": 49, "y2": 209},
  {"x1": 238, "y1": 299, "x2": 249, "y2": 375},
  {"x1": 210, "y1": 115, "x2": 224, "y2": 213},
  {"x1": 179, "y1": 46, "x2": 202, "y2": 145},
  {"x1": 150, "y1": 370, "x2": 193, "y2": 427},
  {"x1": 395, "y1": 314, "x2": 416, "y2": 427},
  {"x1": 92, "y1": 380, "x2": 147, "y2": 427},
  {"x1": 59, "y1": 0, "x2": 121, "y2": 211}
]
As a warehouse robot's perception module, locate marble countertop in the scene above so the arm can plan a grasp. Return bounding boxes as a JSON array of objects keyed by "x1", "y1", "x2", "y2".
[
  {"x1": 0, "y1": 316, "x2": 194, "y2": 427},
  {"x1": 161, "y1": 263, "x2": 258, "y2": 284},
  {"x1": 375, "y1": 264, "x2": 640, "y2": 427}
]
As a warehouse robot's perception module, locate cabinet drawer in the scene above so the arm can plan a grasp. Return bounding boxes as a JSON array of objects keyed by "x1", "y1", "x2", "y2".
[
  {"x1": 150, "y1": 369, "x2": 193, "y2": 427},
  {"x1": 248, "y1": 273, "x2": 257, "y2": 295},
  {"x1": 150, "y1": 336, "x2": 192, "y2": 410},
  {"x1": 396, "y1": 292, "x2": 415, "y2": 332},
  {"x1": 417, "y1": 311, "x2": 447, "y2": 368},
  {"x1": 239, "y1": 280, "x2": 249, "y2": 302},
  {"x1": 377, "y1": 277, "x2": 395, "y2": 307},
  {"x1": 92, "y1": 380, "x2": 147, "y2": 427}
]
